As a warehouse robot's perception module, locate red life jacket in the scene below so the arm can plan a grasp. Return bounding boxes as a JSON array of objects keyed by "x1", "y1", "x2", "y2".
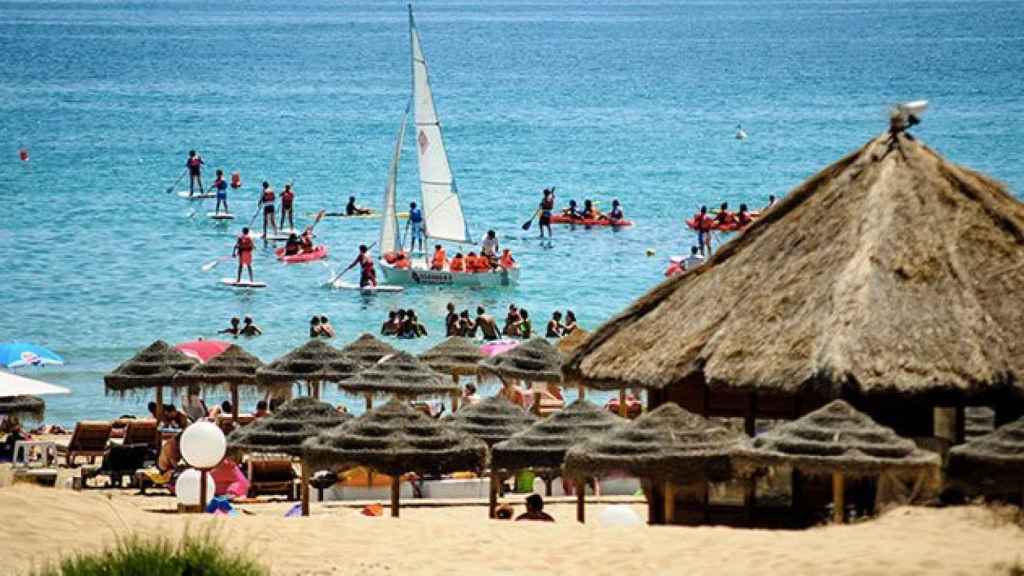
[
  {"x1": 262, "y1": 190, "x2": 275, "y2": 203},
  {"x1": 238, "y1": 235, "x2": 254, "y2": 252}
]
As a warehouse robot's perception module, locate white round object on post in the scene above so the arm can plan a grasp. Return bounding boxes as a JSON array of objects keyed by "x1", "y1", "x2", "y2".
[
  {"x1": 598, "y1": 504, "x2": 642, "y2": 526},
  {"x1": 175, "y1": 468, "x2": 216, "y2": 507},
  {"x1": 180, "y1": 421, "x2": 227, "y2": 469}
]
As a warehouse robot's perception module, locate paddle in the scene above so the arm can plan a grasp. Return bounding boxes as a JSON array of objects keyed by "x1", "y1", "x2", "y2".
[
  {"x1": 201, "y1": 255, "x2": 232, "y2": 272},
  {"x1": 521, "y1": 208, "x2": 540, "y2": 231},
  {"x1": 165, "y1": 168, "x2": 188, "y2": 194},
  {"x1": 326, "y1": 241, "x2": 377, "y2": 286}
]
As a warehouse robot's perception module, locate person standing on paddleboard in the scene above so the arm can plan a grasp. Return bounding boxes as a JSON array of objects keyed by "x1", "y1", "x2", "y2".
[
  {"x1": 538, "y1": 188, "x2": 555, "y2": 238},
  {"x1": 233, "y1": 227, "x2": 255, "y2": 283},
  {"x1": 260, "y1": 182, "x2": 277, "y2": 239},
  {"x1": 186, "y1": 150, "x2": 204, "y2": 197},
  {"x1": 279, "y1": 184, "x2": 295, "y2": 231},
  {"x1": 212, "y1": 169, "x2": 229, "y2": 214},
  {"x1": 342, "y1": 244, "x2": 378, "y2": 288},
  {"x1": 407, "y1": 202, "x2": 424, "y2": 252}
]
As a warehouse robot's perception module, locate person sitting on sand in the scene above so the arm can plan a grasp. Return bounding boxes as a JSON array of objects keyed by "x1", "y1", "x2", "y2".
[
  {"x1": 495, "y1": 504, "x2": 514, "y2": 520},
  {"x1": 218, "y1": 316, "x2": 241, "y2": 337},
  {"x1": 319, "y1": 315, "x2": 335, "y2": 338},
  {"x1": 137, "y1": 431, "x2": 182, "y2": 494},
  {"x1": 503, "y1": 304, "x2": 522, "y2": 337},
  {"x1": 562, "y1": 310, "x2": 579, "y2": 335},
  {"x1": 445, "y1": 303, "x2": 459, "y2": 337},
  {"x1": 345, "y1": 196, "x2": 372, "y2": 216},
  {"x1": 381, "y1": 310, "x2": 400, "y2": 336},
  {"x1": 473, "y1": 306, "x2": 500, "y2": 341},
  {"x1": 546, "y1": 311, "x2": 564, "y2": 338},
  {"x1": 240, "y1": 316, "x2": 263, "y2": 337},
  {"x1": 253, "y1": 400, "x2": 270, "y2": 419},
  {"x1": 516, "y1": 494, "x2": 555, "y2": 522}
]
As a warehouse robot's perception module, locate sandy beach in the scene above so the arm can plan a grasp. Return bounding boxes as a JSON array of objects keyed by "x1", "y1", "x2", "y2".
[{"x1": 0, "y1": 483, "x2": 1020, "y2": 576}]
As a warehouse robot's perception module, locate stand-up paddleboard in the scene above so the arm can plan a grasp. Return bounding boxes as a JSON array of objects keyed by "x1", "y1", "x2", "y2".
[
  {"x1": 221, "y1": 278, "x2": 267, "y2": 289},
  {"x1": 207, "y1": 212, "x2": 235, "y2": 221},
  {"x1": 315, "y1": 211, "x2": 409, "y2": 220},
  {"x1": 177, "y1": 191, "x2": 217, "y2": 200},
  {"x1": 332, "y1": 281, "x2": 403, "y2": 293},
  {"x1": 261, "y1": 229, "x2": 298, "y2": 241}
]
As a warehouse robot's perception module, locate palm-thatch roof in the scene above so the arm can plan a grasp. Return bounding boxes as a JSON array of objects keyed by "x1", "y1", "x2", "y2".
[
  {"x1": 490, "y1": 400, "x2": 623, "y2": 473},
  {"x1": 256, "y1": 339, "x2": 365, "y2": 386},
  {"x1": 948, "y1": 417, "x2": 1024, "y2": 486},
  {"x1": 338, "y1": 333, "x2": 400, "y2": 365},
  {"x1": 445, "y1": 396, "x2": 537, "y2": 446},
  {"x1": 0, "y1": 395, "x2": 45, "y2": 420},
  {"x1": 174, "y1": 344, "x2": 265, "y2": 389},
  {"x1": 480, "y1": 338, "x2": 564, "y2": 383},
  {"x1": 419, "y1": 337, "x2": 484, "y2": 376},
  {"x1": 104, "y1": 340, "x2": 198, "y2": 394},
  {"x1": 338, "y1": 351, "x2": 459, "y2": 398},
  {"x1": 302, "y1": 398, "x2": 486, "y2": 476},
  {"x1": 564, "y1": 130, "x2": 1024, "y2": 401},
  {"x1": 556, "y1": 329, "x2": 590, "y2": 356},
  {"x1": 732, "y1": 400, "x2": 939, "y2": 478},
  {"x1": 227, "y1": 397, "x2": 350, "y2": 457},
  {"x1": 564, "y1": 402, "x2": 745, "y2": 483}
]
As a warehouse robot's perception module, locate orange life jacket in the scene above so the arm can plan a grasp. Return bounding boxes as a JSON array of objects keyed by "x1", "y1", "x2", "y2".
[
  {"x1": 262, "y1": 190, "x2": 275, "y2": 203},
  {"x1": 499, "y1": 252, "x2": 515, "y2": 269},
  {"x1": 230, "y1": 172, "x2": 242, "y2": 188},
  {"x1": 450, "y1": 257, "x2": 465, "y2": 272},
  {"x1": 238, "y1": 235, "x2": 254, "y2": 253},
  {"x1": 431, "y1": 249, "x2": 447, "y2": 269},
  {"x1": 395, "y1": 257, "x2": 411, "y2": 270}
]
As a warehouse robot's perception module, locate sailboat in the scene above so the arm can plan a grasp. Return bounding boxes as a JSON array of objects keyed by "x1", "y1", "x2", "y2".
[{"x1": 377, "y1": 6, "x2": 520, "y2": 288}]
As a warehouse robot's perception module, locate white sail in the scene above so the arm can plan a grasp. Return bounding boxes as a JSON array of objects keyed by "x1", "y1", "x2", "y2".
[
  {"x1": 380, "y1": 103, "x2": 410, "y2": 255},
  {"x1": 409, "y1": 6, "x2": 471, "y2": 244}
]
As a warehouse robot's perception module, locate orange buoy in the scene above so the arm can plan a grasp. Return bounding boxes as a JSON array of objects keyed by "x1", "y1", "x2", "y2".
[
  {"x1": 18, "y1": 148, "x2": 29, "y2": 162},
  {"x1": 230, "y1": 171, "x2": 242, "y2": 189}
]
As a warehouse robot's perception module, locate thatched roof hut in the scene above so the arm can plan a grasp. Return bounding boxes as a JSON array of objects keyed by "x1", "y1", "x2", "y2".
[
  {"x1": 337, "y1": 351, "x2": 459, "y2": 399},
  {"x1": 556, "y1": 329, "x2": 590, "y2": 356},
  {"x1": 445, "y1": 396, "x2": 536, "y2": 447},
  {"x1": 0, "y1": 395, "x2": 45, "y2": 421},
  {"x1": 564, "y1": 130, "x2": 1024, "y2": 408},
  {"x1": 303, "y1": 399, "x2": 486, "y2": 516},
  {"x1": 490, "y1": 400, "x2": 622, "y2": 473},
  {"x1": 419, "y1": 337, "x2": 484, "y2": 377},
  {"x1": 103, "y1": 340, "x2": 198, "y2": 394},
  {"x1": 256, "y1": 340, "x2": 364, "y2": 395},
  {"x1": 227, "y1": 397, "x2": 350, "y2": 458},
  {"x1": 175, "y1": 344, "x2": 266, "y2": 419},
  {"x1": 338, "y1": 333, "x2": 400, "y2": 365},
  {"x1": 948, "y1": 417, "x2": 1024, "y2": 493},
  {"x1": 480, "y1": 338, "x2": 563, "y2": 383},
  {"x1": 564, "y1": 402, "x2": 745, "y2": 484}
]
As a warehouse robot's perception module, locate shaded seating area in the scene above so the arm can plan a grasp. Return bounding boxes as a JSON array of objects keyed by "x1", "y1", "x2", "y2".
[
  {"x1": 63, "y1": 421, "x2": 113, "y2": 467},
  {"x1": 257, "y1": 339, "x2": 365, "y2": 400},
  {"x1": 81, "y1": 443, "x2": 151, "y2": 488},
  {"x1": 419, "y1": 336, "x2": 485, "y2": 411},
  {"x1": 337, "y1": 351, "x2": 459, "y2": 412},
  {"x1": 948, "y1": 417, "x2": 1024, "y2": 505},
  {"x1": 103, "y1": 340, "x2": 198, "y2": 423},
  {"x1": 338, "y1": 333, "x2": 400, "y2": 365},
  {"x1": 480, "y1": 338, "x2": 565, "y2": 415},
  {"x1": 174, "y1": 344, "x2": 266, "y2": 421}
]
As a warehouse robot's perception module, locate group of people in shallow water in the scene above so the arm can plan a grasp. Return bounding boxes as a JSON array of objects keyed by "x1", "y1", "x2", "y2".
[
  {"x1": 217, "y1": 316, "x2": 263, "y2": 337},
  {"x1": 380, "y1": 309, "x2": 429, "y2": 339},
  {"x1": 438, "y1": 303, "x2": 580, "y2": 341}
]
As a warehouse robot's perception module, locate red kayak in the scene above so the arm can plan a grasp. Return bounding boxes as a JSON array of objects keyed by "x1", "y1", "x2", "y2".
[
  {"x1": 275, "y1": 245, "x2": 329, "y2": 264},
  {"x1": 550, "y1": 214, "x2": 634, "y2": 227},
  {"x1": 686, "y1": 214, "x2": 758, "y2": 232}
]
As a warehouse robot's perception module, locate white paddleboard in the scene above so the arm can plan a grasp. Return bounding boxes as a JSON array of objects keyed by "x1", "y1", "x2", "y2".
[
  {"x1": 333, "y1": 281, "x2": 403, "y2": 293},
  {"x1": 177, "y1": 191, "x2": 217, "y2": 200},
  {"x1": 221, "y1": 278, "x2": 267, "y2": 289},
  {"x1": 207, "y1": 212, "x2": 235, "y2": 220}
]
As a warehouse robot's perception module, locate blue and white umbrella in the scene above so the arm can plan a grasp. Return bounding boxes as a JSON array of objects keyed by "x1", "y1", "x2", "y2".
[{"x1": 0, "y1": 343, "x2": 64, "y2": 369}]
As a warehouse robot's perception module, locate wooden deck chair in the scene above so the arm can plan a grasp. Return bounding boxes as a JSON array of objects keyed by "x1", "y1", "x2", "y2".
[
  {"x1": 531, "y1": 392, "x2": 565, "y2": 418},
  {"x1": 64, "y1": 421, "x2": 113, "y2": 467},
  {"x1": 246, "y1": 457, "x2": 297, "y2": 500},
  {"x1": 122, "y1": 419, "x2": 160, "y2": 460}
]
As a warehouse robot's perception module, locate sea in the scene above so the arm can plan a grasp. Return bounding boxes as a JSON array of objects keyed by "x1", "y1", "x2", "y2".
[{"x1": 1, "y1": 0, "x2": 1022, "y2": 426}]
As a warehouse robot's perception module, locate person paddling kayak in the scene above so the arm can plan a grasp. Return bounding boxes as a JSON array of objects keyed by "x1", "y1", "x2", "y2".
[
  {"x1": 233, "y1": 227, "x2": 255, "y2": 283},
  {"x1": 212, "y1": 169, "x2": 229, "y2": 214},
  {"x1": 260, "y1": 182, "x2": 277, "y2": 239},
  {"x1": 342, "y1": 244, "x2": 377, "y2": 288},
  {"x1": 607, "y1": 199, "x2": 624, "y2": 225},
  {"x1": 346, "y1": 196, "x2": 372, "y2": 216},
  {"x1": 279, "y1": 184, "x2": 295, "y2": 230},
  {"x1": 186, "y1": 150, "x2": 204, "y2": 197}
]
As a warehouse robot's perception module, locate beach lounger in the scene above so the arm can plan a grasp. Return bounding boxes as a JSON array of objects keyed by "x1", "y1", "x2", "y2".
[
  {"x1": 122, "y1": 420, "x2": 160, "y2": 460},
  {"x1": 82, "y1": 443, "x2": 150, "y2": 488},
  {"x1": 532, "y1": 395, "x2": 564, "y2": 418},
  {"x1": 246, "y1": 457, "x2": 297, "y2": 500},
  {"x1": 63, "y1": 421, "x2": 113, "y2": 467},
  {"x1": 215, "y1": 414, "x2": 255, "y2": 436}
]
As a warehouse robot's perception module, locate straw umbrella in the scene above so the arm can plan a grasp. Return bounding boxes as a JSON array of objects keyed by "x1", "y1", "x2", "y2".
[
  {"x1": 0, "y1": 395, "x2": 45, "y2": 421},
  {"x1": 338, "y1": 333, "x2": 400, "y2": 365},
  {"x1": 104, "y1": 340, "x2": 198, "y2": 422},
  {"x1": 338, "y1": 351, "x2": 459, "y2": 411},
  {"x1": 228, "y1": 397, "x2": 350, "y2": 516},
  {"x1": 419, "y1": 336, "x2": 484, "y2": 412},
  {"x1": 480, "y1": 338, "x2": 564, "y2": 415},
  {"x1": 732, "y1": 400, "x2": 940, "y2": 524},
  {"x1": 563, "y1": 127, "x2": 1024, "y2": 437},
  {"x1": 174, "y1": 344, "x2": 265, "y2": 422},
  {"x1": 491, "y1": 399, "x2": 623, "y2": 522},
  {"x1": 948, "y1": 417, "x2": 1024, "y2": 504},
  {"x1": 303, "y1": 398, "x2": 486, "y2": 517},
  {"x1": 564, "y1": 402, "x2": 746, "y2": 524},
  {"x1": 257, "y1": 339, "x2": 365, "y2": 400}
]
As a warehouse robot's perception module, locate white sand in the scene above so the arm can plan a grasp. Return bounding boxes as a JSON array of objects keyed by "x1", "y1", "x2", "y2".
[{"x1": 0, "y1": 484, "x2": 1021, "y2": 575}]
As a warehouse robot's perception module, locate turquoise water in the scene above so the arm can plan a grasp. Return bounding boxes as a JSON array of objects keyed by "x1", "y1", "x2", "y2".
[{"x1": 2, "y1": 0, "x2": 1022, "y2": 425}]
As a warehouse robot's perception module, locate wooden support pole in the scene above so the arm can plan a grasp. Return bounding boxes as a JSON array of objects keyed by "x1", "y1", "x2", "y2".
[
  {"x1": 489, "y1": 473, "x2": 499, "y2": 519},
  {"x1": 231, "y1": 385, "x2": 240, "y2": 422},
  {"x1": 199, "y1": 468, "x2": 208, "y2": 514},
  {"x1": 954, "y1": 404, "x2": 966, "y2": 444},
  {"x1": 832, "y1": 472, "x2": 845, "y2": 524},
  {"x1": 301, "y1": 460, "x2": 311, "y2": 517},
  {"x1": 391, "y1": 475, "x2": 401, "y2": 518},
  {"x1": 365, "y1": 395, "x2": 373, "y2": 412},
  {"x1": 577, "y1": 384, "x2": 586, "y2": 401},
  {"x1": 576, "y1": 479, "x2": 586, "y2": 523},
  {"x1": 155, "y1": 386, "x2": 164, "y2": 422},
  {"x1": 663, "y1": 482, "x2": 676, "y2": 525},
  {"x1": 544, "y1": 477, "x2": 552, "y2": 497},
  {"x1": 619, "y1": 388, "x2": 628, "y2": 418}
]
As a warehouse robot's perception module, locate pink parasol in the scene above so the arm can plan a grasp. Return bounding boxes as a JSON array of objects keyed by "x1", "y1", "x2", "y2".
[
  {"x1": 479, "y1": 339, "x2": 520, "y2": 358},
  {"x1": 175, "y1": 340, "x2": 231, "y2": 364}
]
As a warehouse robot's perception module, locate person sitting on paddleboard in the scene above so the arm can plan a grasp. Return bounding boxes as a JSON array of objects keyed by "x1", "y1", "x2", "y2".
[
  {"x1": 218, "y1": 316, "x2": 241, "y2": 337},
  {"x1": 260, "y1": 182, "x2": 277, "y2": 239},
  {"x1": 279, "y1": 184, "x2": 295, "y2": 230},
  {"x1": 407, "y1": 202, "x2": 424, "y2": 252},
  {"x1": 284, "y1": 233, "x2": 302, "y2": 256},
  {"x1": 345, "y1": 196, "x2": 372, "y2": 216},
  {"x1": 212, "y1": 169, "x2": 229, "y2": 214},
  {"x1": 473, "y1": 306, "x2": 500, "y2": 341},
  {"x1": 481, "y1": 230, "x2": 500, "y2": 266},
  {"x1": 233, "y1": 227, "x2": 255, "y2": 283},
  {"x1": 562, "y1": 199, "x2": 582, "y2": 221},
  {"x1": 737, "y1": 203, "x2": 754, "y2": 227},
  {"x1": 538, "y1": 188, "x2": 555, "y2": 238},
  {"x1": 186, "y1": 150, "x2": 204, "y2": 197},
  {"x1": 240, "y1": 316, "x2": 262, "y2": 337},
  {"x1": 692, "y1": 205, "x2": 714, "y2": 256},
  {"x1": 546, "y1": 311, "x2": 564, "y2": 338},
  {"x1": 342, "y1": 244, "x2": 377, "y2": 288},
  {"x1": 607, "y1": 199, "x2": 624, "y2": 225},
  {"x1": 430, "y1": 244, "x2": 447, "y2": 271}
]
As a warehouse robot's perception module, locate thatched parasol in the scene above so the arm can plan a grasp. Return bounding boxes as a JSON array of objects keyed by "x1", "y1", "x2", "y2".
[
  {"x1": 948, "y1": 417, "x2": 1024, "y2": 501},
  {"x1": 420, "y1": 336, "x2": 483, "y2": 377},
  {"x1": 491, "y1": 399, "x2": 623, "y2": 522},
  {"x1": 104, "y1": 340, "x2": 199, "y2": 420},
  {"x1": 563, "y1": 130, "x2": 1024, "y2": 410},
  {"x1": 174, "y1": 344, "x2": 265, "y2": 421},
  {"x1": 556, "y1": 329, "x2": 590, "y2": 356},
  {"x1": 733, "y1": 400, "x2": 939, "y2": 523},
  {"x1": 338, "y1": 333, "x2": 400, "y2": 365},
  {"x1": 480, "y1": 338, "x2": 563, "y2": 383},
  {"x1": 228, "y1": 397, "x2": 351, "y2": 516},
  {"x1": 0, "y1": 395, "x2": 45, "y2": 421},
  {"x1": 338, "y1": 351, "x2": 459, "y2": 410},
  {"x1": 257, "y1": 339, "x2": 365, "y2": 398},
  {"x1": 303, "y1": 398, "x2": 486, "y2": 517},
  {"x1": 446, "y1": 395, "x2": 536, "y2": 447}
]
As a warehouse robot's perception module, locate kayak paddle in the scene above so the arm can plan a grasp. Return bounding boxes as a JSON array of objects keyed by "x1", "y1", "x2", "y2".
[
  {"x1": 201, "y1": 255, "x2": 232, "y2": 272},
  {"x1": 521, "y1": 208, "x2": 539, "y2": 231},
  {"x1": 326, "y1": 241, "x2": 377, "y2": 286},
  {"x1": 165, "y1": 168, "x2": 188, "y2": 194}
]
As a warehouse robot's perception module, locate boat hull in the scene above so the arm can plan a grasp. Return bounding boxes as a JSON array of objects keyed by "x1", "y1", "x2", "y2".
[{"x1": 379, "y1": 261, "x2": 519, "y2": 287}]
